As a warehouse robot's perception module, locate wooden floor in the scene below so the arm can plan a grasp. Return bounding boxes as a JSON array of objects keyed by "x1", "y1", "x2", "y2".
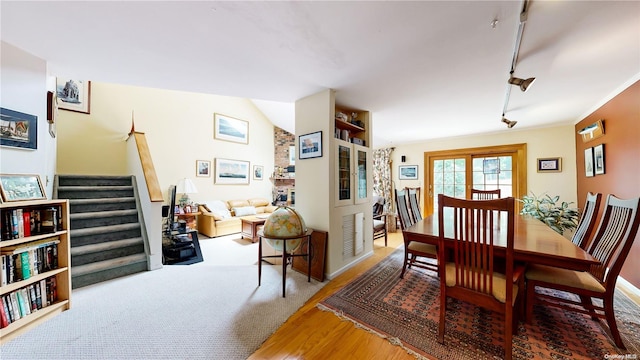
[{"x1": 248, "y1": 231, "x2": 416, "y2": 360}]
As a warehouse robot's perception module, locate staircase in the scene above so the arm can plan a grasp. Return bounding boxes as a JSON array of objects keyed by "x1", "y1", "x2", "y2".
[{"x1": 55, "y1": 175, "x2": 148, "y2": 289}]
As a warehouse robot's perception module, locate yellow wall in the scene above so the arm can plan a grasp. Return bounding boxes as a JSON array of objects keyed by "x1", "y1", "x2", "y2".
[
  {"x1": 56, "y1": 82, "x2": 275, "y2": 204},
  {"x1": 387, "y1": 124, "x2": 578, "y2": 209}
]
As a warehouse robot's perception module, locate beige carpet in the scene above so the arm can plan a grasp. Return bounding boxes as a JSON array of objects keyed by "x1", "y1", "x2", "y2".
[{"x1": 1, "y1": 234, "x2": 326, "y2": 359}]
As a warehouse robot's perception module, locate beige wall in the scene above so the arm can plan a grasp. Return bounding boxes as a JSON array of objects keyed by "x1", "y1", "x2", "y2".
[
  {"x1": 385, "y1": 124, "x2": 578, "y2": 211},
  {"x1": 56, "y1": 82, "x2": 275, "y2": 204}
]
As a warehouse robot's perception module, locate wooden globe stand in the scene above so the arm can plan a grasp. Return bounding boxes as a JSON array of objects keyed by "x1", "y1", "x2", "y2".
[{"x1": 258, "y1": 229, "x2": 312, "y2": 297}]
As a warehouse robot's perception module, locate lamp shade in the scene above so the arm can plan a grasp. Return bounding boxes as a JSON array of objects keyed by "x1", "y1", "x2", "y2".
[
  {"x1": 263, "y1": 206, "x2": 307, "y2": 252},
  {"x1": 176, "y1": 178, "x2": 198, "y2": 194}
]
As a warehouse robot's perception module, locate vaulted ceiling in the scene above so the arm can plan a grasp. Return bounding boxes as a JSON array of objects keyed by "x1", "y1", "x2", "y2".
[{"x1": 2, "y1": 1, "x2": 639, "y2": 147}]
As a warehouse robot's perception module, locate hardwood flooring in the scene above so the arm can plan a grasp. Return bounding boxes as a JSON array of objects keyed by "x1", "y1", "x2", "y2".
[{"x1": 248, "y1": 231, "x2": 416, "y2": 360}]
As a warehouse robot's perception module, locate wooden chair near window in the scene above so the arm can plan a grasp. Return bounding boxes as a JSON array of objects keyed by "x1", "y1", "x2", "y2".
[
  {"x1": 395, "y1": 189, "x2": 438, "y2": 278},
  {"x1": 525, "y1": 194, "x2": 640, "y2": 349},
  {"x1": 570, "y1": 192, "x2": 602, "y2": 250},
  {"x1": 437, "y1": 194, "x2": 523, "y2": 360},
  {"x1": 470, "y1": 188, "x2": 501, "y2": 200},
  {"x1": 373, "y1": 195, "x2": 388, "y2": 246}
]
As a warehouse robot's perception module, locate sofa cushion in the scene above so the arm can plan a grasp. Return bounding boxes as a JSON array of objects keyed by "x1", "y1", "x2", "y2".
[
  {"x1": 248, "y1": 198, "x2": 270, "y2": 207},
  {"x1": 228, "y1": 199, "x2": 250, "y2": 209},
  {"x1": 206, "y1": 200, "x2": 229, "y2": 212},
  {"x1": 212, "y1": 209, "x2": 232, "y2": 220},
  {"x1": 233, "y1": 206, "x2": 257, "y2": 217}
]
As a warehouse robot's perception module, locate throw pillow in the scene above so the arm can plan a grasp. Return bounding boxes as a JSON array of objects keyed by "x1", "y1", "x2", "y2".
[
  {"x1": 233, "y1": 206, "x2": 257, "y2": 217},
  {"x1": 211, "y1": 209, "x2": 232, "y2": 220}
]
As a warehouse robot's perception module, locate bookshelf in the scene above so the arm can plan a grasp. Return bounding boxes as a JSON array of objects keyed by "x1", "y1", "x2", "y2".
[{"x1": 0, "y1": 199, "x2": 71, "y2": 344}]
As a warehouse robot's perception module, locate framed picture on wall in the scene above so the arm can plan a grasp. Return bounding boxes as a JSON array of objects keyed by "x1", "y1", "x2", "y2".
[
  {"x1": 253, "y1": 165, "x2": 264, "y2": 180},
  {"x1": 0, "y1": 174, "x2": 46, "y2": 202},
  {"x1": 299, "y1": 131, "x2": 322, "y2": 159},
  {"x1": 584, "y1": 147, "x2": 594, "y2": 177},
  {"x1": 0, "y1": 107, "x2": 37, "y2": 150},
  {"x1": 215, "y1": 158, "x2": 250, "y2": 185},
  {"x1": 56, "y1": 78, "x2": 91, "y2": 114},
  {"x1": 399, "y1": 165, "x2": 418, "y2": 180},
  {"x1": 214, "y1": 113, "x2": 249, "y2": 144},
  {"x1": 196, "y1": 160, "x2": 211, "y2": 177},
  {"x1": 594, "y1": 144, "x2": 605, "y2": 175},
  {"x1": 537, "y1": 157, "x2": 562, "y2": 172}
]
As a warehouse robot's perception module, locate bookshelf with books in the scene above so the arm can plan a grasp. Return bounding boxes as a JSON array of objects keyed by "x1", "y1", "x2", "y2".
[{"x1": 0, "y1": 199, "x2": 70, "y2": 344}]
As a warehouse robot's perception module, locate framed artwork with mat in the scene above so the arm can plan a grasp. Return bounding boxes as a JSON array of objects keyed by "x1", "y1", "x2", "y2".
[{"x1": 292, "y1": 229, "x2": 327, "y2": 282}]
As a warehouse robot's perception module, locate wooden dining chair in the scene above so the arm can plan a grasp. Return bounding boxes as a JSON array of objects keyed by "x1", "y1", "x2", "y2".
[
  {"x1": 395, "y1": 189, "x2": 438, "y2": 278},
  {"x1": 471, "y1": 188, "x2": 501, "y2": 200},
  {"x1": 405, "y1": 187, "x2": 422, "y2": 223},
  {"x1": 373, "y1": 195, "x2": 388, "y2": 246},
  {"x1": 570, "y1": 192, "x2": 602, "y2": 249},
  {"x1": 525, "y1": 194, "x2": 640, "y2": 349},
  {"x1": 437, "y1": 194, "x2": 523, "y2": 360}
]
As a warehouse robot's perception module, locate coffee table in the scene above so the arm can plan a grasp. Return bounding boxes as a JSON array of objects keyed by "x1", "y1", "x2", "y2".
[{"x1": 241, "y1": 216, "x2": 267, "y2": 243}]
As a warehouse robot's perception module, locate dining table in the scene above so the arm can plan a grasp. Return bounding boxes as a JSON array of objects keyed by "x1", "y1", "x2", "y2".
[{"x1": 403, "y1": 212, "x2": 599, "y2": 271}]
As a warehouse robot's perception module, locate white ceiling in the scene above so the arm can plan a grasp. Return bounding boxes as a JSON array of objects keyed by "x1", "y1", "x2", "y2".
[{"x1": 2, "y1": 1, "x2": 639, "y2": 147}]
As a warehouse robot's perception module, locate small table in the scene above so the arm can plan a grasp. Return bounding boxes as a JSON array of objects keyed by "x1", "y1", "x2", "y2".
[
  {"x1": 258, "y1": 229, "x2": 312, "y2": 297},
  {"x1": 176, "y1": 211, "x2": 200, "y2": 231},
  {"x1": 241, "y1": 216, "x2": 267, "y2": 243}
]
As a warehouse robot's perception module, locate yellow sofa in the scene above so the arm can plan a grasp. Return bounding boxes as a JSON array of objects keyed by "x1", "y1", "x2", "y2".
[{"x1": 197, "y1": 198, "x2": 276, "y2": 238}]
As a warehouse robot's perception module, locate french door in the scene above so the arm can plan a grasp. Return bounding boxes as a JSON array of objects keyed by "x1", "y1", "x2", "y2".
[{"x1": 424, "y1": 144, "x2": 527, "y2": 216}]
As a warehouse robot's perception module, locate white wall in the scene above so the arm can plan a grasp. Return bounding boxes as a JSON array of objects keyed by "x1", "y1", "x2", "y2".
[
  {"x1": 56, "y1": 82, "x2": 275, "y2": 204},
  {"x1": 386, "y1": 124, "x2": 578, "y2": 206},
  {"x1": 0, "y1": 42, "x2": 57, "y2": 197}
]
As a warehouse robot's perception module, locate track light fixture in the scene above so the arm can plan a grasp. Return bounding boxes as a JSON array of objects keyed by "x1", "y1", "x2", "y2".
[
  {"x1": 502, "y1": 117, "x2": 517, "y2": 128},
  {"x1": 508, "y1": 74, "x2": 536, "y2": 92}
]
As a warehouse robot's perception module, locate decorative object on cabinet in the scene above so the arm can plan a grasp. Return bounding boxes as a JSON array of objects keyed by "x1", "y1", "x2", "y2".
[
  {"x1": 56, "y1": 78, "x2": 90, "y2": 114},
  {"x1": 214, "y1": 113, "x2": 248, "y2": 144},
  {"x1": 584, "y1": 148, "x2": 595, "y2": 177},
  {"x1": 0, "y1": 199, "x2": 71, "y2": 343},
  {"x1": 537, "y1": 157, "x2": 561, "y2": 172},
  {"x1": 399, "y1": 165, "x2": 418, "y2": 180},
  {"x1": 594, "y1": 144, "x2": 605, "y2": 175},
  {"x1": 215, "y1": 158, "x2": 250, "y2": 185},
  {"x1": 299, "y1": 131, "x2": 323, "y2": 159},
  {"x1": 0, "y1": 108, "x2": 37, "y2": 150},
  {"x1": 196, "y1": 160, "x2": 211, "y2": 177},
  {"x1": 253, "y1": 165, "x2": 264, "y2": 180},
  {"x1": 578, "y1": 119, "x2": 604, "y2": 143},
  {"x1": 292, "y1": 229, "x2": 328, "y2": 282},
  {"x1": 0, "y1": 174, "x2": 46, "y2": 202}
]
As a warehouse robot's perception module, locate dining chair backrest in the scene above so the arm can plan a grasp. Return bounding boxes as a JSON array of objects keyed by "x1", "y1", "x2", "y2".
[
  {"x1": 586, "y1": 194, "x2": 640, "y2": 284},
  {"x1": 571, "y1": 192, "x2": 602, "y2": 249},
  {"x1": 437, "y1": 194, "x2": 515, "y2": 297},
  {"x1": 406, "y1": 187, "x2": 422, "y2": 223},
  {"x1": 395, "y1": 189, "x2": 413, "y2": 230},
  {"x1": 470, "y1": 188, "x2": 501, "y2": 200}
]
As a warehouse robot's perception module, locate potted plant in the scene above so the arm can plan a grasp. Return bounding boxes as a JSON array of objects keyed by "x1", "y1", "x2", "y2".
[{"x1": 518, "y1": 192, "x2": 580, "y2": 235}]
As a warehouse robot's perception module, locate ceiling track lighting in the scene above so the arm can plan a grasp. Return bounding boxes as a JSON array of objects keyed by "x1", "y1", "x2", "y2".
[
  {"x1": 508, "y1": 74, "x2": 536, "y2": 92},
  {"x1": 502, "y1": 117, "x2": 517, "y2": 128}
]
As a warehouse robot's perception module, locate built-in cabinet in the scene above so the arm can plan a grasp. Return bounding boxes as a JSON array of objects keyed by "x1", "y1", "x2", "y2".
[
  {"x1": 294, "y1": 89, "x2": 373, "y2": 277},
  {"x1": 0, "y1": 199, "x2": 71, "y2": 344}
]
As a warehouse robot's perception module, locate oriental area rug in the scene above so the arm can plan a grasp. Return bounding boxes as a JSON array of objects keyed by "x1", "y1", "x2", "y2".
[{"x1": 318, "y1": 249, "x2": 640, "y2": 360}]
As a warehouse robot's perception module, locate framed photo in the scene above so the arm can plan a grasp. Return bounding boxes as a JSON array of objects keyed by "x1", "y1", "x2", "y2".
[
  {"x1": 399, "y1": 165, "x2": 418, "y2": 180},
  {"x1": 584, "y1": 148, "x2": 595, "y2": 177},
  {"x1": 253, "y1": 165, "x2": 264, "y2": 180},
  {"x1": 0, "y1": 174, "x2": 46, "y2": 202},
  {"x1": 214, "y1": 113, "x2": 249, "y2": 144},
  {"x1": 0, "y1": 108, "x2": 37, "y2": 150},
  {"x1": 537, "y1": 157, "x2": 562, "y2": 172},
  {"x1": 196, "y1": 160, "x2": 211, "y2": 177},
  {"x1": 215, "y1": 158, "x2": 250, "y2": 185},
  {"x1": 56, "y1": 78, "x2": 91, "y2": 114},
  {"x1": 594, "y1": 144, "x2": 605, "y2": 175},
  {"x1": 299, "y1": 131, "x2": 322, "y2": 159}
]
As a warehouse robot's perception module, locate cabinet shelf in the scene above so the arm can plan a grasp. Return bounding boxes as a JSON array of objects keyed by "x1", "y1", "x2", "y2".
[
  {"x1": 335, "y1": 119, "x2": 365, "y2": 133},
  {"x1": 0, "y1": 230, "x2": 67, "y2": 248}
]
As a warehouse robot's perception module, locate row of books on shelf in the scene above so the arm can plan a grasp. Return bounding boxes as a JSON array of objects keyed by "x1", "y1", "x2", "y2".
[
  {"x1": 0, "y1": 276, "x2": 57, "y2": 329},
  {"x1": 1, "y1": 206, "x2": 63, "y2": 241},
  {"x1": 1, "y1": 238, "x2": 59, "y2": 286}
]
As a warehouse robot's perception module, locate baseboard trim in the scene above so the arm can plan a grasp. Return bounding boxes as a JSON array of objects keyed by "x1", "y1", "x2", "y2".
[{"x1": 617, "y1": 276, "x2": 640, "y2": 306}]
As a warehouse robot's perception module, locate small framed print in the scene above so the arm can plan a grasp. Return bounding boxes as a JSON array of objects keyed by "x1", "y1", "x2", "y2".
[
  {"x1": 584, "y1": 148, "x2": 595, "y2": 177},
  {"x1": 299, "y1": 131, "x2": 323, "y2": 159},
  {"x1": 0, "y1": 174, "x2": 46, "y2": 202},
  {"x1": 594, "y1": 144, "x2": 605, "y2": 175},
  {"x1": 537, "y1": 157, "x2": 561, "y2": 172},
  {"x1": 399, "y1": 165, "x2": 418, "y2": 180},
  {"x1": 253, "y1": 165, "x2": 264, "y2": 180},
  {"x1": 196, "y1": 160, "x2": 211, "y2": 177},
  {"x1": 56, "y1": 78, "x2": 91, "y2": 114}
]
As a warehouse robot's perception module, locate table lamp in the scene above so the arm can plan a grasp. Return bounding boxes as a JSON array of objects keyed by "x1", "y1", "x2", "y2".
[{"x1": 176, "y1": 177, "x2": 198, "y2": 207}]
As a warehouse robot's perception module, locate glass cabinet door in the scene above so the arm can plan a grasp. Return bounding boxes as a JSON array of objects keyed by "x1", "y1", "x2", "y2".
[
  {"x1": 338, "y1": 144, "x2": 351, "y2": 202},
  {"x1": 355, "y1": 146, "x2": 368, "y2": 204}
]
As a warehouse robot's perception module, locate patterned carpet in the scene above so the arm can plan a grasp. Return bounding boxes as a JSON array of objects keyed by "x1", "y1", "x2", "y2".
[{"x1": 319, "y1": 249, "x2": 640, "y2": 360}]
